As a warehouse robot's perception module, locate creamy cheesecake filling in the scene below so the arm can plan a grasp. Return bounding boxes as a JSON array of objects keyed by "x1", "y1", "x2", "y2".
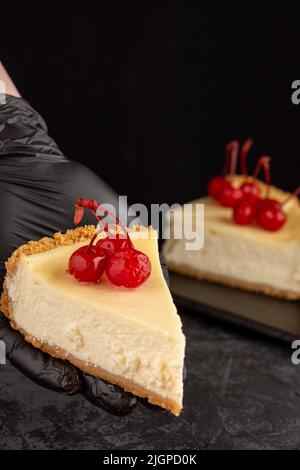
[
  {"x1": 164, "y1": 231, "x2": 300, "y2": 295},
  {"x1": 5, "y1": 229, "x2": 185, "y2": 408}
]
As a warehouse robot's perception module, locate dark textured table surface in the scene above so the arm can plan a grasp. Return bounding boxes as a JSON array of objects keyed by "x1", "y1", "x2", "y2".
[{"x1": 0, "y1": 307, "x2": 299, "y2": 450}]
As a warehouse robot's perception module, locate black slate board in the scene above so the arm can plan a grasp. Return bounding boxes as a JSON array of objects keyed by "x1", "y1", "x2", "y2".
[{"x1": 169, "y1": 272, "x2": 300, "y2": 342}]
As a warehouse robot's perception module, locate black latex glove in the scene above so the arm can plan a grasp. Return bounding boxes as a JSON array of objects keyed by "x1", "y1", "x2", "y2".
[{"x1": 0, "y1": 95, "x2": 142, "y2": 415}]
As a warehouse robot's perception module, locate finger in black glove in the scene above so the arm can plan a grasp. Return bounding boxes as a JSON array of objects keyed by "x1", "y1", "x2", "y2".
[{"x1": 0, "y1": 311, "x2": 139, "y2": 414}]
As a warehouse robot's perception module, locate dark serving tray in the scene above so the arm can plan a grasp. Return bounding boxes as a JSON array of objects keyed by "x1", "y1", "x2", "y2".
[{"x1": 169, "y1": 272, "x2": 300, "y2": 342}]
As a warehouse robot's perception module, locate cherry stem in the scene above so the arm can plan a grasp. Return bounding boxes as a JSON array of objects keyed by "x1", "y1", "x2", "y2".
[
  {"x1": 229, "y1": 141, "x2": 240, "y2": 175},
  {"x1": 222, "y1": 142, "x2": 232, "y2": 176},
  {"x1": 87, "y1": 233, "x2": 98, "y2": 252},
  {"x1": 96, "y1": 203, "x2": 128, "y2": 236},
  {"x1": 253, "y1": 156, "x2": 271, "y2": 198},
  {"x1": 222, "y1": 140, "x2": 239, "y2": 176},
  {"x1": 240, "y1": 138, "x2": 253, "y2": 176},
  {"x1": 282, "y1": 186, "x2": 300, "y2": 207},
  {"x1": 75, "y1": 198, "x2": 128, "y2": 237}
]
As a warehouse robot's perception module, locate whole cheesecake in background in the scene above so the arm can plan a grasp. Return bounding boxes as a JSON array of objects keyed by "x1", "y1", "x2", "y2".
[
  {"x1": 1, "y1": 224, "x2": 185, "y2": 416},
  {"x1": 163, "y1": 151, "x2": 300, "y2": 300}
]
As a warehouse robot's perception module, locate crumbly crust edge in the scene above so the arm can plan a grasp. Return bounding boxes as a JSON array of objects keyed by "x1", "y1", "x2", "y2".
[
  {"x1": 1, "y1": 224, "x2": 156, "y2": 317},
  {"x1": 1, "y1": 225, "x2": 97, "y2": 320},
  {"x1": 9, "y1": 321, "x2": 181, "y2": 416},
  {"x1": 0, "y1": 225, "x2": 181, "y2": 416}
]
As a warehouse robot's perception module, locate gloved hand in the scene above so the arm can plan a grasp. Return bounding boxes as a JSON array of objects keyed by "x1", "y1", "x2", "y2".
[
  {"x1": 0, "y1": 94, "x2": 152, "y2": 415},
  {"x1": 0, "y1": 312, "x2": 138, "y2": 415}
]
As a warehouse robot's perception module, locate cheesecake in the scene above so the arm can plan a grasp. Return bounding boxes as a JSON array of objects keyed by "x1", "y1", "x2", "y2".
[
  {"x1": 1, "y1": 225, "x2": 185, "y2": 416},
  {"x1": 163, "y1": 175, "x2": 300, "y2": 300}
]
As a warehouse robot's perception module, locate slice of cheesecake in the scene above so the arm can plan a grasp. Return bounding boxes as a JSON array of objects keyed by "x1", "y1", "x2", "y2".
[
  {"x1": 1, "y1": 225, "x2": 185, "y2": 416},
  {"x1": 163, "y1": 175, "x2": 300, "y2": 300}
]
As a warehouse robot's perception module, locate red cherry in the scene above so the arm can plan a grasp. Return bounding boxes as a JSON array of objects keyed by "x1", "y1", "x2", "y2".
[
  {"x1": 256, "y1": 205, "x2": 287, "y2": 231},
  {"x1": 208, "y1": 177, "x2": 226, "y2": 200},
  {"x1": 96, "y1": 234, "x2": 132, "y2": 257},
  {"x1": 71, "y1": 198, "x2": 152, "y2": 288},
  {"x1": 68, "y1": 245, "x2": 106, "y2": 282},
  {"x1": 240, "y1": 181, "x2": 261, "y2": 204},
  {"x1": 256, "y1": 198, "x2": 281, "y2": 212},
  {"x1": 233, "y1": 200, "x2": 256, "y2": 225},
  {"x1": 106, "y1": 248, "x2": 151, "y2": 288},
  {"x1": 218, "y1": 183, "x2": 244, "y2": 207}
]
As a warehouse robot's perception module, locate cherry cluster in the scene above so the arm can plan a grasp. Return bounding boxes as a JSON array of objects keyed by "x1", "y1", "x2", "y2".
[
  {"x1": 68, "y1": 198, "x2": 151, "y2": 287},
  {"x1": 208, "y1": 140, "x2": 291, "y2": 232}
]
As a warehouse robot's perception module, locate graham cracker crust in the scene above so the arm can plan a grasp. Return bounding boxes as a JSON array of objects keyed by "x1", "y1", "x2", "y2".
[
  {"x1": 1, "y1": 226, "x2": 97, "y2": 321},
  {"x1": 0, "y1": 225, "x2": 181, "y2": 416},
  {"x1": 166, "y1": 261, "x2": 300, "y2": 301},
  {"x1": 9, "y1": 321, "x2": 180, "y2": 416}
]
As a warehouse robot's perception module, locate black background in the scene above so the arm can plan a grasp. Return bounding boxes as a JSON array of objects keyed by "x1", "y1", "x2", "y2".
[
  {"x1": 2, "y1": 2, "x2": 300, "y2": 207},
  {"x1": 2, "y1": 3, "x2": 300, "y2": 451}
]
